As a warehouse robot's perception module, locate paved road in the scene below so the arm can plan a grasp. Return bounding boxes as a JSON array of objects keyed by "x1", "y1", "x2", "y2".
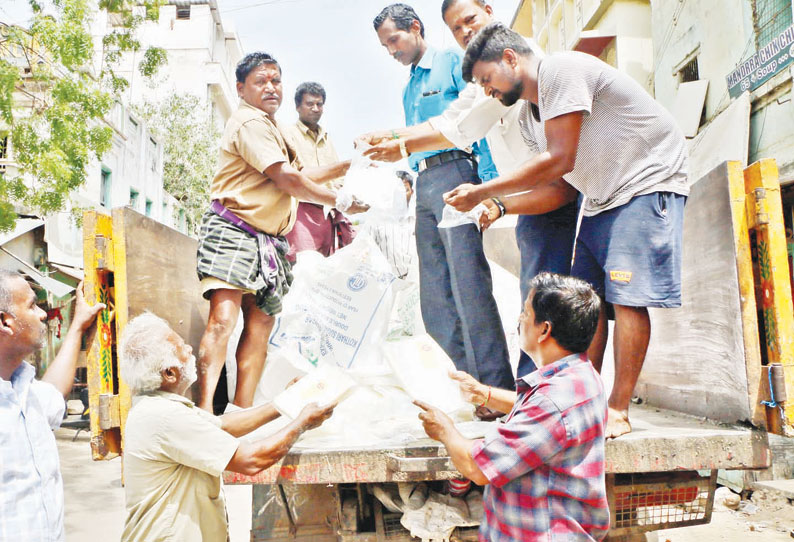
[{"x1": 56, "y1": 427, "x2": 252, "y2": 542}]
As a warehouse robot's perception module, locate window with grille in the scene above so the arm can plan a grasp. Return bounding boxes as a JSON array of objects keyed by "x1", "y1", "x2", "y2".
[
  {"x1": 176, "y1": 6, "x2": 191, "y2": 20},
  {"x1": 127, "y1": 117, "x2": 139, "y2": 141},
  {"x1": 680, "y1": 57, "x2": 700, "y2": 83},
  {"x1": 755, "y1": 0, "x2": 793, "y2": 49}
]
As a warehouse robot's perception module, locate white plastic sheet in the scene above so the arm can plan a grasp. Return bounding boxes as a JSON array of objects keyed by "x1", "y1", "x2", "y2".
[
  {"x1": 272, "y1": 363, "x2": 356, "y2": 419},
  {"x1": 384, "y1": 335, "x2": 472, "y2": 416},
  {"x1": 228, "y1": 226, "x2": 485, "y2": 449}
]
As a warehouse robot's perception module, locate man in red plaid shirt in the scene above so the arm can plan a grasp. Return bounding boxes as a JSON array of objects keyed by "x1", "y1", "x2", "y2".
[{"x1": 416, "y1": 272, "x2": 609, "y2": 541}]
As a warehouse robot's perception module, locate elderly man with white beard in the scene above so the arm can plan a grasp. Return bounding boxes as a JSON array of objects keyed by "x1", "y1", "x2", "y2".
[{"x1": 119, "y1": 312, "x2": 335, "y2": 542}]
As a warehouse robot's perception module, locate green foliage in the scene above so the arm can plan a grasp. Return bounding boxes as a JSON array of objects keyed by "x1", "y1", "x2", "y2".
[
  {"x1": 133, "y1": 94, "x2": 219, "y2": 235},
  {"x1": 139, "y1": 47, "x2": 167, "y2": 77},
  {"x1": 0, "y1": 0, "x2": 167, "y2": 233}
]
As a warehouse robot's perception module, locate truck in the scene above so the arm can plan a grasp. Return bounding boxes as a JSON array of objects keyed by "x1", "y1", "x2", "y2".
[{"x1": 80, "y1": 159, "x2": 791, "y2": 541}]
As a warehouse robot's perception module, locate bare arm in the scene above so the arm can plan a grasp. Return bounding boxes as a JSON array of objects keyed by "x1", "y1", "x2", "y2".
[
  {"x1": 359, "y1": 122, "x2": 455, "y2": 162},
  {"x1": 477, "y1": 180, "x2": 579, "y2": 230},
  {"x1": 226, "y1": 402, "x2": 335, "y2": 476},
  {"x1": 502, "y1": 179, "x2": 579, "y2": 215},
  {"x1": 300, "y1": 159, "x2": 351, "y2": 184},
  {"x1": 220, "y1": 403, "x2": 282, "y2": 438},
  {"x1": 444, "y1": 112, "x2": 584, "y2": 211},
  {"x1": 415, "y1": 400, "x2": 489, "y2": 486},
  {"x1": 441, "y1": 429, "x2": 489, "y2": 486},
  {"x1": 449, "y1": 370, "x2": 517, "y2": 415},
  {"x1": 42, "y1": 282, "x2": 104, "y2": 397},
  {"x1": 265, "y1": 162, "x2": 338, "y2": 207}
]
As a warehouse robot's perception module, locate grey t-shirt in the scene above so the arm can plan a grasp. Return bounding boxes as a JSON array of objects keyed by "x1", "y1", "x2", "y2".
[{"x1": 524, "y1": 51, "x2": 689, "y2": 216}]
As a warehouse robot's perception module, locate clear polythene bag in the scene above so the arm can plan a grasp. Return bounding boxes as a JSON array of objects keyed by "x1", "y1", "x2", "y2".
[
  {"x1": 437, "y1": 203, "x2": 489, "y2": 231},
  {"x1": 267, "y1": 234, "x2": 397, "y2": 372},
  {"x1": 336, "y1": 151, "x2": 408, "y2": 223}
]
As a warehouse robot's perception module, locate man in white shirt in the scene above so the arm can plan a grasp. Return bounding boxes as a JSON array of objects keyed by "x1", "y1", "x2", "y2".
[
  {"x1": 0, "y1": 269, "x2": 104, "y2": 542},
  {"x1": 358, "y1": 0, "x2": 579, "y2": 377}
]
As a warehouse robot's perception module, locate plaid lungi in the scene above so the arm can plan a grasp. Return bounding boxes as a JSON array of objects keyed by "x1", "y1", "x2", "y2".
[{"x1": 196, "y1": 210, "x2": 293, "y2": 315}]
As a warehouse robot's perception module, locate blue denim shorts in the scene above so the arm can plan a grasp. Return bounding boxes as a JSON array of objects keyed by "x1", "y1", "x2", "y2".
[{"x1": 571, "y1": 191, "x2": 686, "y2": 308}]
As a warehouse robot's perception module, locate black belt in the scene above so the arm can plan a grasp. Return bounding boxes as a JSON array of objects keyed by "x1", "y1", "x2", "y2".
[{"x1": 418, "y1": 150, "x2": 474, "y2": 172}]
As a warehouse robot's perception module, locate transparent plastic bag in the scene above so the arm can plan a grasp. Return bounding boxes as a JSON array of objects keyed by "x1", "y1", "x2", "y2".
[
  {"x1": 437, "y1": 203, "x2": 488, "y2": 231},
  {"x1": 337, "y1": 152, "x2": 408, "y2": 223}
]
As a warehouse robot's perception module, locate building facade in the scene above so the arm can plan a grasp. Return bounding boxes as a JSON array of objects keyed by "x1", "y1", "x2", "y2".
[
  {"x1": 95, "y1": 0, "x2": 243, "y2": 128},
  {"x1": 649, "y1": 0, "x2": 794, "y2": 183},
  {"x1": 512, "y1": 0, "x2": 654, "y2": 93}
]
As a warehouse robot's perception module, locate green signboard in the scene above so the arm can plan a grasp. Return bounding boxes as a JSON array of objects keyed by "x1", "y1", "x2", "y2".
[{"x1": 726, "y1": 23, "x2": 794, "y2": 98}]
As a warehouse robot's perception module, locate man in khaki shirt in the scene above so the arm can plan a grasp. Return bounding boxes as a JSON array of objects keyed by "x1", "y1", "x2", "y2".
[
  {"x1": 195, "y1": 53, "x2": 366, "y2": 413},
  {"x1": 120, "y1": 312, "x2": 335, "y2": 542},
  {"x1": 281, "y1": 82, "x2": 354, "y2": 261}
]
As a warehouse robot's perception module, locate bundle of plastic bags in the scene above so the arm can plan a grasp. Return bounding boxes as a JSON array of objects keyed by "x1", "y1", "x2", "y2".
[{"x1": 227, "y1": 234, "x2": 475, "y2": 449}]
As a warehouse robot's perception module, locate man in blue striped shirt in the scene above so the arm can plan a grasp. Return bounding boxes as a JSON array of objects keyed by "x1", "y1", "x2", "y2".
[
  {"x1": 372, "y1": 4, "x2": 513, "y2": 407},
  {"x1": 0, "y1": 270, "x2": 104, "y2": 542}
]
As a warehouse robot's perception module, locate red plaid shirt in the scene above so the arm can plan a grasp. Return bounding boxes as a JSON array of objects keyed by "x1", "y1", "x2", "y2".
[{"x1": 472, "y1": 353, "x2": 609, "y2": 541}]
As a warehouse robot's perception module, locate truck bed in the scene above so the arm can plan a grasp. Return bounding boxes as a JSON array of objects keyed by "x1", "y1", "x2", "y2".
[{"x1": 223, "y1": 403, "x2": 769, "y2": 485}]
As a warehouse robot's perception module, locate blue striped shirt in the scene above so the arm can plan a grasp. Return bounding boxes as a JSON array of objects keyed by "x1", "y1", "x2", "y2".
[{"x1": 0, "y1": 361, "x2": 66, "y2": 542}]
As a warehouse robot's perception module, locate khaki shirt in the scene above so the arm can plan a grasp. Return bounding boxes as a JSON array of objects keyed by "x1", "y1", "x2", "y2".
[
  {"x1": 281, "y1": 120, "x2": 342, "y2": 190},
  {"x1": 121, "y1": 391, "x2": 239, "y2": 542},
  {"x1": 211, "y1": 101, "x2": 300, "y2": 235}
]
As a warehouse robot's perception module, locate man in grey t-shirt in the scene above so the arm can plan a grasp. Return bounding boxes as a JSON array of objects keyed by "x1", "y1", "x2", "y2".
[{"x1": 445, "y1": 22, "x2": 689, "y2": 438}]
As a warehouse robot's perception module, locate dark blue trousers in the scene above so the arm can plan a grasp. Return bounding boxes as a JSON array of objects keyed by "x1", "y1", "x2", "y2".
[
  {"x1": 515, "y1": 198, "x2": 580, "y2": 377},
  {"x1": 415, "y1": 158, "x2": 513, "y2": 390}
]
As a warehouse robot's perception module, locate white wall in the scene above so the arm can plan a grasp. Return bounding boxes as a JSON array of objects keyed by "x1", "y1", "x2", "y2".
[
  {"x1": 651, "y1": 0, "x2": 752, "y2": 121},
  {"x1": 651, "y1": 0, "x2": 794, "y2": 182},
  {"x1": 523, "y1": 0, "x2": 654, "y2": 93},
  {"x1": 93, "y1": 3, "x2": 243, "y2": 127}
]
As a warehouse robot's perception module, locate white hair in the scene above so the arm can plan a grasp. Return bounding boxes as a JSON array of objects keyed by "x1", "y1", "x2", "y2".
[{"x1": 119, "y1": 312, "x2": 181, "y2": 395}]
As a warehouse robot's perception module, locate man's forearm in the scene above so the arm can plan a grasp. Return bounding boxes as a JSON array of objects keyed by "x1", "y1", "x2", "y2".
[
  {"x1": 483, "y1": 388, "x2": 518, "y2": 415},
  {"x1": 267, "y1": 163, "x2": 337, "y2": 207},
  {"x1": 226, "y1": 418, "x2": 307, "y2": 475},
  {"x1": 403, "y1": 126, "x2": 455, "y2": 155},
  {"x1": 220, "y1": 403, "x2": 281, "y2": 438},
  {"x1": 476, "y1": 151, "x2": 571, "y2": 200},
  {"x1": 378, "y1": 122, "x2": 434, "y2": 142},
  {"x1": 302, "y1": 160, "x2": 351, "y2": 184},
  {"x1": 502, "y1": 179, "x2": 579, "y2": 216},
  {"x1": 42, "y1": 326, "x2": 84, "y2": 397},
  {"x1": 373, "y1": 122, "x2": 454, "y2": 152},
  {"x1": 443, "y1": 430, "x2": 489, "y2": 486}
]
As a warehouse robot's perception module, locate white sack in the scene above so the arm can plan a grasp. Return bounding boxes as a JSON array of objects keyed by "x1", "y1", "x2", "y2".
[{"x1": 268, "y1": 235, "x2": 397, "y2": 371}]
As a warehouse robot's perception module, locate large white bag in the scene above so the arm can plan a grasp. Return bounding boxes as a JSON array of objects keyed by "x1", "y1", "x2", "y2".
[{"x1": 268, "y1": 235, "x2": 397, "y2": 371}]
